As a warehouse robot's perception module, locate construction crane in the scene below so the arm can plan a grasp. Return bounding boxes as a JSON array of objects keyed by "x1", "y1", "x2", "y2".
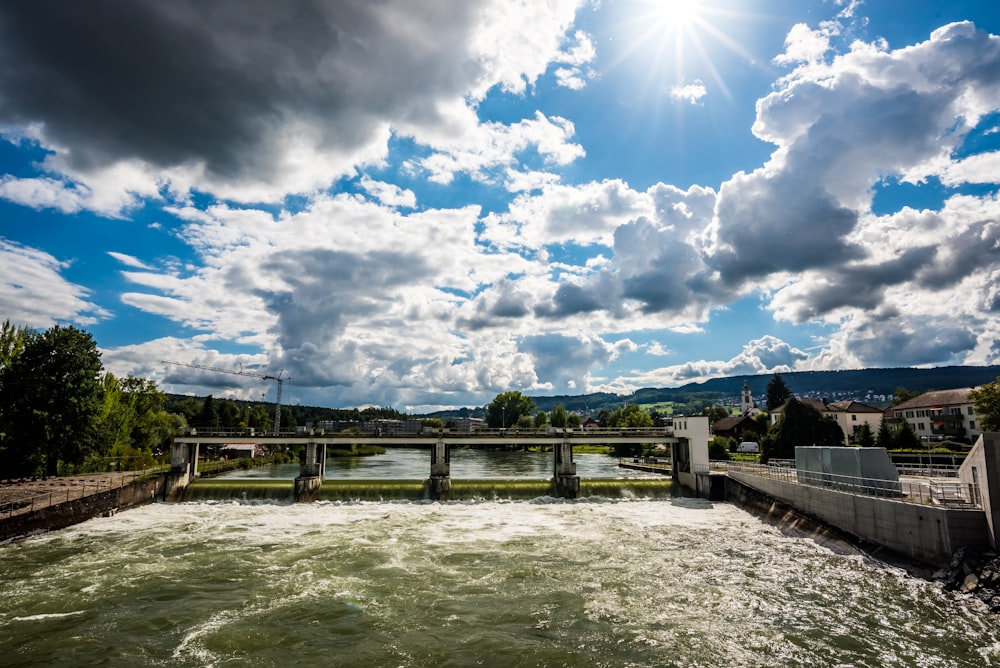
[{"x1": 162, "y1": 361, "x2": 287, "y2": 435}]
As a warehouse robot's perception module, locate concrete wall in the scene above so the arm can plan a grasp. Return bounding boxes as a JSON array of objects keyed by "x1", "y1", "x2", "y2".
[
  {"x1": 959, "y1": 432, "x2": 1000, "y2": 550},
  {"x1": 0, "y1": 476, "x2": 166, "y2": 542},
  {"x1": 728, "y1": 471, "x2": 989, "y2": 566}
]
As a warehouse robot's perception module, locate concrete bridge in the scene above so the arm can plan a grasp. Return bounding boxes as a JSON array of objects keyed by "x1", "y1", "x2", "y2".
[{"x1": 167, "y1": 419, "x2": 713, "y2": 501}]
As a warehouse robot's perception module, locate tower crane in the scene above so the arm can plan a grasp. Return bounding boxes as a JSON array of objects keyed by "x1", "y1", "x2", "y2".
[{"x1": 162, "y1": 361, "x2": 288, "y2": 435}]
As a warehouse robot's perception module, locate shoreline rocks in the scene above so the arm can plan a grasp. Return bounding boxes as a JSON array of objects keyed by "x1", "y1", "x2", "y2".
[{"x1": 936, "y1": 546, "x2": 1000, "y2": 613}]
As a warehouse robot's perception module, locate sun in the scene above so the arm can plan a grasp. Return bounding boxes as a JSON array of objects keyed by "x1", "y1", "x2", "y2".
[{"x1": 642, "y1": 0, "x2": 705, "y2": 31}]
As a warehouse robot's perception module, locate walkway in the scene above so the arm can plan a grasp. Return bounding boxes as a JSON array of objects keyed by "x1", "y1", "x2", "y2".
[{"x1": 0, "y1": 469, "x2": 162, "y2": 518}]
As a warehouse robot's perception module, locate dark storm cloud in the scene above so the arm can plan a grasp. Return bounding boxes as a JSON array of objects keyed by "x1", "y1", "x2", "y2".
[
  {"x1": 534, "y1": 282, "x2": 605, "y2": 318},
  {"x1": 0, "y1": 0, "x2": 478, "y2": 183},
  {"x1": 253, "y1": 248, "x2": 432, "y2": 381}
]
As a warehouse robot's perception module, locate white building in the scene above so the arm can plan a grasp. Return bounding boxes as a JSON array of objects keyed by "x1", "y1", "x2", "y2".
[
  {"x1": 891, "y1": 387, "x2": 982, "y2": 442},
  {"x1": 771, "y1": 397, "x2": 884, "y2": 446}
]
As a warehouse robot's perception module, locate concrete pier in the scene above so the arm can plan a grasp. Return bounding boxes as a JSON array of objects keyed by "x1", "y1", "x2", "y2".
[
  {"x1": 166, "y1": 441, "x2": 199, "y2": 501},
  {"x1": 553, "y1": 441, "x2": 579, "y2": 498},
  {"x1": 426, "y1": 440, "x2": 451, "y2": 501},
  {"x1": 294, "y1": 440, "x2": 327, "y2": 502}
]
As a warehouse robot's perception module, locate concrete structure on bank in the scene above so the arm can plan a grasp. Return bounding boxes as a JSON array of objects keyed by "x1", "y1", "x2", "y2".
[{"x1": 727, "y1": 438, "x2": 1000, "y2": 566}]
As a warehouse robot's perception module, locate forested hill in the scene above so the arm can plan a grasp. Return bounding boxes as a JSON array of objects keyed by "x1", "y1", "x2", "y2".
[{"x1": 523, "y1": 365, "x2": 1000, "y2": 415}]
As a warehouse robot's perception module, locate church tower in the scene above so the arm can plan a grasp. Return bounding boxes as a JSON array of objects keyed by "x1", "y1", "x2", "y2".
[{"x1": 740, "y1": 380, "x2": 755, "y2": 416}]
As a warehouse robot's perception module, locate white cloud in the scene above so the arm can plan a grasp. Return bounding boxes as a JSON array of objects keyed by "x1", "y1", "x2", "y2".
[
  {"x1": 0, "y1": 239, "x2": 110, "y2": 327},
  {"x1": 670, "y1": 81, "x2": 707, "y2": 105}
]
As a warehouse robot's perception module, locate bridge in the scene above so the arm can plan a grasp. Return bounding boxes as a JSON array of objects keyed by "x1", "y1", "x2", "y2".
[{"x1": 167, "y1": 420, "x2": 713, "y2": 501}]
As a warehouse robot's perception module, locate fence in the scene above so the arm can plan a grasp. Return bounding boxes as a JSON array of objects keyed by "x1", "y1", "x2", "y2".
[
  {"x1": 724, "y1": 461, "x2": 980, "y2": 508},
  {"x1": 0, "y1": 468, "x2": 166, "y2": 519}
]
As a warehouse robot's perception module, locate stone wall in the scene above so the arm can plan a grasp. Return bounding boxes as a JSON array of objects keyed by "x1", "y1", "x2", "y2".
[{"x1": 0, "y1": 476, "x2": 166, "y2": 542}]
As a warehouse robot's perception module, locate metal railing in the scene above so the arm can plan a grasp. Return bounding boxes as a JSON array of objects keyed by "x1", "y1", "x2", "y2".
[
  {"x1": 0, "y1": 468, "x2": 166, "y2": 519},
  {"x1": 725, "y1": 461, "x2": 981, "y2": 508}
]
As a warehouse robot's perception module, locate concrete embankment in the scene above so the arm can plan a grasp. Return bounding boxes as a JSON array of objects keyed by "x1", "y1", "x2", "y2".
[
  {"x1": 0, "y1": 476, "x2": 166, "y2": 542},
  {"x1": 726, "y1": 472, "x2": 989, "y2": 567}
]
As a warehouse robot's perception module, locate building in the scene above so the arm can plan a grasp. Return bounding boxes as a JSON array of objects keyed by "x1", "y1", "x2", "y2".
[
  {"x1": 712, "y1": 415, "x2": 762, "y2": 442},
  {"x1": 771, "y1": 397, "x2": 884, "y2": 446},
  {"x1": 739, "y1": 380, "x2": 761, "y2": 416},
  {"x1": 891, "y1": 387, "x2": 982, "y2": 443}
]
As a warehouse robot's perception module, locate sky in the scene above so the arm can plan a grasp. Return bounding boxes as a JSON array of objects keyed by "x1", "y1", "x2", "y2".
[{"x1": 1, "y1": 0, "x2": 999, "y2": 413}]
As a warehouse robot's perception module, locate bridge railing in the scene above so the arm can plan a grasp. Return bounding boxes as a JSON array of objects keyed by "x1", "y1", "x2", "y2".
[
  {"x1": 726, "y1": 461, "x2": 981, "y2": 508},
  {"x1": 179, "y1": 426, "x2": 676, "y2": 439}
]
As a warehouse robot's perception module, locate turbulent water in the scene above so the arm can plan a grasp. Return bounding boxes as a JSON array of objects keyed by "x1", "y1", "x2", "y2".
[{"x1": 2, "y1": 498, "x2": 999, "y2": 667}]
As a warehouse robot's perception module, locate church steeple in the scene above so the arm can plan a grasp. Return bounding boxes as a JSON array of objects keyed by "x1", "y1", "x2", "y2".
[{"x1": 740, "y1": 380, "x2": 755, "y2": 415}]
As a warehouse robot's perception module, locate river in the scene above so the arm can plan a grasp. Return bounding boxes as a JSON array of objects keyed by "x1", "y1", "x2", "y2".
[{"x1": 1, "y1": 450, "x2": 999, "y2": 666}]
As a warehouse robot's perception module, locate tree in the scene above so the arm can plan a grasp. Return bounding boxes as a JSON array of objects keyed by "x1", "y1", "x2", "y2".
[
  {"x1": 607, "y1": 404, "x2": 653, "y2": 428},
  {"x1": 550, "y1": 405, "x2": 568, "y2": 428},
  {"x1": 893, "y1": 420, "x2": 921, "y2": 450},
  {"x1": 893, "y1": 387, "x2": 921, "y2": 406},
  {"x1": 854, "y1": 422, "x2": 875, "y2": 447},
  {"x1": 969, "y1": 377, "x2": 1000, "y2": 432},
  {"x1": 702, "y1": 405, "x2": 729, "y2": 424},
  {"x1": 0, "y1": 326, "x2": 104, "y2": 477},
  {"x1": 0, "y1": 319, "x2": 31, "y2": 372},
  {"x1": 875, "y1": 419, "x2": 894, "y2": 450},
  {"x1": 533, "y1": 410, "x2": 549, "y2": 429},
  {"x1": 486, "y1": 391, "x2": 536, "y2": 429},
  {"x1": 760, "y1": 398, "x2": 844, "y2": 461},
  {"x1": 765, "y1": 373, "x2": 792, "y2": 411}
]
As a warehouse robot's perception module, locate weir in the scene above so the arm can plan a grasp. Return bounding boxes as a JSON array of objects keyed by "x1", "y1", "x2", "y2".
[
  {"x1": 181, "y1": 477, "x2": 676, "y2": 502},
  {"x1": 169, "y1": 422, "x2": 710, "y2": 501}
]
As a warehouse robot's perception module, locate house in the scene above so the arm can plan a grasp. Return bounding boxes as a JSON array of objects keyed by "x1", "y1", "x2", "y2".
[
  {"x1": 712, "y1": 415, "x2": 762, "y2": 442},
  {"x1": 771, "y1": 397, "x2": 884, "y2": 446},
  {"x1": 891, "y1": 387, "x2": 982, "y2": 443}
]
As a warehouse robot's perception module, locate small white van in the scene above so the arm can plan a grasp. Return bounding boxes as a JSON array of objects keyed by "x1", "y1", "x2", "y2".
[{"x1": 737, "y1": 441, "x2": 760, "y2": 453}]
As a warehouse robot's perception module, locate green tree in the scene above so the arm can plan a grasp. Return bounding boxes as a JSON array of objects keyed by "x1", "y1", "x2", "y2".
[
  {"x1": 854, "y1": 422, "x2": 876, "y2": 447},
  {"x1": 566, "y1": 414, "x2": 581, "y2": 429},
  {"x1": 0, "y1": 326, "x2": 104, "y2": 477},
  {"x1": 765, "y1": 373, "x2": 792, "y2": 411},
  {"x1": 486, "y1": 391, "x2": 536, "y2": 429},
  {"x1": 702, "y1": 405, "x2": 729, "y2": 424},
  {"x1": 875, "y1": 419, "x2": 894, "y2": 450},
  {"x1": 550, "y1": 405, "x2": 568, "y2": 428},
  {"x1": 197, "y1": 395, "x2": 219, "y2": 430},
  {"x1": 760, "y1": 398, "x2": 844, "y2": 461},
  {"x1": 607, "y1": 404, "x2": 653, "y2": 428},
  {"x1": 533, "y1": 410, "x2": 549, "y2": 429},
  {"x1": 969, "y1": 377, "x2": 1000, "y2": 432},
  {"x1": 893, "y1": 387, "x2": 921, "y2": 406},
  {"x1": 0, "y1": 319, "x2": 31, "y2": 372},
  {"x1": 893, "y1": 420, "x2": 921, "y2": 450}
]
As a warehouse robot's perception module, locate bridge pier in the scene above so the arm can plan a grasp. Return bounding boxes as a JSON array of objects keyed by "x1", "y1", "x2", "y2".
[
  {"x1": 295, "y1": 440, "x2": 326, "y2": 502},
  {"x1": 553, "y1": 441, "x2": 580, "y2": 499},
  {"x1": 165, "y1": 441, "x2": 199, "y2": 500},
  {"x1": 426, "y1": 439, "x2": 451, "y2": 501}
]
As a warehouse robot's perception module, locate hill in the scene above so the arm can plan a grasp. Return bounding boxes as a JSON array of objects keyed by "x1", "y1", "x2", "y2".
[{"x1": 426, "y1": 365, "x2": 1000, "y2": 418}]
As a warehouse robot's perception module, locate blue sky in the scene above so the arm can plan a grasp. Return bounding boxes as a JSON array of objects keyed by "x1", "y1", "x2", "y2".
[{"x1": 1, "y1": 0, "x2": 999, "y2": 412}]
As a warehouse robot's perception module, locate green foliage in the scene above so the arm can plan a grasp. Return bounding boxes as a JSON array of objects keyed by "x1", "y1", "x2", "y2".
[
  {"x1": 893, "y1": 420, "x2": 921, "y2": 450},
  {"x1": 765, "y1": 373, "x2": 792, "y2": 411},
  {"x1": 0, "y1": 319, "x2": 31, "y2": 372},
  {"x1": 0, "y1": 326, "x2": 104, "y2": 477},
  {"x1": 421, "y1": 418, "x2": 445, "y2": 429},
  {"x1": 969, "y1": 377, "x2": 1000, "y2": 432},
  {"x1": 702, "y1": 405, "x2": 729, "y2": 423},
  {"x1": 893, "y1": 387, "x2": 921, "y2": 406},
  {"x1": 533, "y1": 410, "x2": 549, "y2": 429},
  {"x1": 761, "y1": 398, "x2": 844, "y2": 461},
  {"x1": 854, "y1": 422, "x2": 876, "y2": 447},
  {"x1": 566, "y1": 413, "x2": 581, "y2": 429},
  {"x1": 876, "y1": 419, "x2": 894, "y2": 449},
  {"x1": 549, "y1": 405, "x2": 568, "y2": 428},
  {"x1": 607, "y1": 404, "x2": 653, "y2": 428},
  {"x1": 486, "y1": 391, "x2": 536, "y2": 429},
  {"x1": 709, "y1": 436, "x2": 731, "y2": 460}
]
